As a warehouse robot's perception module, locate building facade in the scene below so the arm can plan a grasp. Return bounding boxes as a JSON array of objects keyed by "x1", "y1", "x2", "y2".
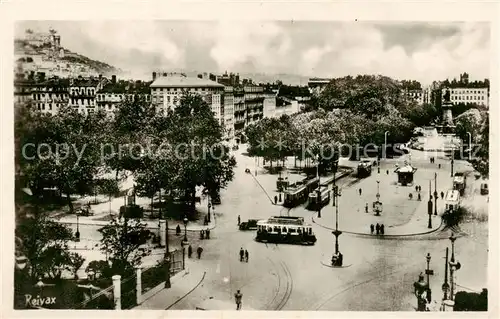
[
  {"x1": 223, "y1": 86, "x2": 235, "y2": 141},
  {"x1": 441, "y1": 87, "x2": 489, "y2": 108},
  {"x1": 68, "y1": 77, "x2": 102, "y2": 115},
  {"x1": 150, "y1": 72, "x2": 225, "y2": 121},
  {"x1": 308, "y1": 78, "x2": 331, "y2": 95},
  {"x1": 96, "y1": 78, "x2": 151, "y2": 118}
]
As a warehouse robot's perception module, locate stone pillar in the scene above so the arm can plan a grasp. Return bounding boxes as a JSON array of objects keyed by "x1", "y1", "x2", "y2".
[
  {"x1": 112, "y1": 275, "x2": 121, "y2": 310},
  {"x1": 159, "y1": 220, "x2": 166, "y2": 247},
  {"x1": 135, "y1": 267, "x2": 142, "y2": 305}
]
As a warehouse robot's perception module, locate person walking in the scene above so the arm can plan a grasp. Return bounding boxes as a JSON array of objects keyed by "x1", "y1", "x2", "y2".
[
  {"x1": 386, "y1": 169, "x2": 389, "y2": 175},
  {"x1": 380, "y1": 224, "x2": 385, "y2": 235},
  {"x1": 196, "y1": 246, "x2": 203, "y2": 259},
  {"x1": 365, "y1": 203, "x2": 369, "y2": 214},
  {"x1": 234, "y1": 290, "x2": 243, "y2": 310},
  {"x1": 415, "y1": 185, "x2": 419, "y2": 192},
  {"x1": 274, "y1": 195, "x2": 278, "y2": 205},
  {"x1": 238, "y1": 215, "x2": 241, "y2": 226},
  {"x1": 441, "y1": 191, "x2": 445, "y2": 199},
  {"x1": 376, "y1": 223, "x2": 380, "y2": 235},
  {"x1": 438, "y1": 163, "x2": 441, "y2": 169},
  {"x1": 370, "y1": 224, "x2": 374, "y2": 235},
  {"x1": 206, "y1": 229, "x2": 210, "y2": 240},
  {"x1": 244, "y1": 250, "x2": 249, "y2": 263},
  {"x1": 188, "y1": 245, "x2": 193, "y2": 258},
  {"x1": 239, "y1": 247, "x2": 244, "y2": 262},
  {"x1": 359, "y1": 188, "x2": 362, "y2": 196},
  {"x1": 176, "y1": 224, "x2": 181, "y2": 236},
  {"x1": 200, "y1": 229, "x2": 205, "y2": 240}
]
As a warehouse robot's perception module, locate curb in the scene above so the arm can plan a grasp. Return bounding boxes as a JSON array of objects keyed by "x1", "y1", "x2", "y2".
[
  {"x1": 311, "y1": 213, "x2": 444, "y2": 238},
  {"x1": 165, "y1": 271, "x2": 206, "y2": 310}
]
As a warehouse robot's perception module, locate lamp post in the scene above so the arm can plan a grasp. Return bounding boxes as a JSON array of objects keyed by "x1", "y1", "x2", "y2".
[
  {"x1": 374, "y1": 180, "x2": 381, "y2": 216},
  {"x1": 450, "y1": 158, "x2": 454, "y2": 177},
  {"x1": 427, "y1": 180, "x2": 433, "y2": 229},
  {"x1": 449, "y1": 232, "x2": 461, "y2": 301},
  {"x1": 183, "y1": 216, "x2": 188, "y2": 243},
  {"x1": 181, "y1": 217, "x2": 189, "y2": 271},
  {"x1": 466, "y1": 132, "x2": 472, "y2": 161},
  {"x1": 164, "y1": 217, "x2": 171, "y2": 289},
  {"x1": 332, "y1": 187, "x2": 342, "y2": 267},
  {"x1": 425, "y1": 253, "x2": 434, "y2": 303},
  {"x1": 442, "y1": 247, "x2": 449, "y2": 301},
  {"x1": 75, "y1": 213, "x2": 80, "y2": 242},
  {"x1": 434, "y1": 172, "x2": 438, "y2": 216},
  {"x1": 207, "y1": 195, "x2": 211, "y2": 223},
  {"x1": 317, "y1": 154, "x2": 321, "y2": 218},
  {"x1": 384, "y1": 131, "x2": 390, "y2": 159}
]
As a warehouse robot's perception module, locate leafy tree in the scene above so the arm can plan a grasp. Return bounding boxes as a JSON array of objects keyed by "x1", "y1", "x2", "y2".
[
  {"x1": 98, "y1": 217, "x2": 151, "y2": 272},
  {"x1": 67, "y1": 252, "x2": 86, "y2": 280},
  {"x1": 16, "y1": 214, "x2": 75, "y2": 282}
]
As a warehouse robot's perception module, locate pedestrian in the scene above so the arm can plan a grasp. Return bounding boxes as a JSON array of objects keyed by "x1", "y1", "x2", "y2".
[
  {"x1": 238, "y1": 215, "x2": 241, "y2": 226},
  {"x1": 365, "y1": 203, "x2": 369, "y2": 213},
  {"x1": 359, "y1": 188, "x2": 362, "y2": 196},
  {"x1": 376, "y1": 223, "x2": 380, "y2": 235},
  {"x1": 370, "y1": 224, "x2": 374, "y2": 235},
  {"x1": 274, "y1": 195, "x2": 278, "y2": 205},
  {"x1": 196, "y1": 246, "x2": 203, "y2": 259},
  {"x1": 234, "y1": 290, "x2": 243, "y2": 310},
  {"x1": 380, "y1": 224, "x2": 385, "y2": 235},
  {"x1": 206, "y1": 229, "x2": 210, "y2": 239},
  {"x1": 418, "y1": 193, "x2": 421, "y2": 201},
  {"x1": 438, "y1": 163, "x2": 441, "y2": 169},
  {"x1": 239, "y1": 247, "x2": 244, "y2": 262},
  {"x1": 245, "y1": 250, "x2": 249, "y2": 262},
  {"x1": 409, "y1": 193, "x2": 413, "y2": 200},
  {"x1": 441, "y1": 191, "x2": 444, "y2": 199},
  {"x1": 200, "y1": 229, "x2": 204, "y2": 240},
  {"x1": 188, "y1": 245, "x2": 193, "y2": 258},
  {"x1": 176, "y1": 224, "x2": 181, "y2": 236},
  {"x1": 386, "y1": 169, "x2": 389, "y2": 175},
  {"x1": 415, "y1": 185, "x2": 418, "y2": 192}
]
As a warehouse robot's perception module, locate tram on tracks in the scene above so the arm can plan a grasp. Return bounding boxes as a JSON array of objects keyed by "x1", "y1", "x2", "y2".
[
  {"x1": 307, "y1": 185, "x2": 330, "y2": 210},
  {"x1": 283, "y1": 176, "x2": 320, "y2": 207},
  {"x1": 256, "y1": 216, "x2": 317, "y2": 245},
  {"x1": 357, "y1": 159, "x2": 373, "y2": 178}
]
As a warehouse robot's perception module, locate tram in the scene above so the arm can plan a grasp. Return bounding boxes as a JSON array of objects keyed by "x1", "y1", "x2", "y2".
[
  {"x1": 444, "y1": 189, "x2": 461, "y2": 212},
  {"x1": 283, "y1": 176, "x2": 320, "y2": 207},
  {"x1": 357, "y1": 159, "x2": 373, "y2": 178},
  {"x1": 256, "y1": 216, "x2": 317, "y2": 245},
  {"x1": 307, "y1": 185, "x2": 330, "y2": 210}
]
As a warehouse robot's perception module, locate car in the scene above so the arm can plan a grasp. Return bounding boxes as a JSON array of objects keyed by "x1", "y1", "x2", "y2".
[
  {"x1": 480, "y1": 183, "x2": 488, "y2": 195},
  {"x1": 239, "y1": 219, "x2": 259, "y2": 231}
]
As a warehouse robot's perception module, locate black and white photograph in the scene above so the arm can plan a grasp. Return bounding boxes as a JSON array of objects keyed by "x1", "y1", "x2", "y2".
[{"x1": 2, "y1": 1, "x2": 498, "y2": 316}]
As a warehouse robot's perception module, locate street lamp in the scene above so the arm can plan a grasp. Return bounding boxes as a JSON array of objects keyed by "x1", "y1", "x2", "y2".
[
  {"x1": 331, "y1": 187, "x2": 343, "y2": 267},
  {"x1": 434, "y1": 172, "x2": 438, "y2": 216},
  {"x1": 442, "y1": 247, "x2": 450, "y2": 301},
  {"x1": 317, "y1": 154, "x2": 321, "y2": 218},
  {"x1": 384, "y1": 131, "x2": 390, "y2": 159},
  {"x1": 164, "y1": 217, "x2": 171, "y2": 289},
  {"x1": 183, "y1": 216, "x2": 189, "y2": 243},
  {"x1": 75, "y1": 213, "x2": 80, "y2": 242},
  {"x1": 425, "y1": 253, "x2": 434, "y2": 303},
  {"x1": 427, "y1": 180, "x2": 433, "y2": 229},
  {"x1": 466, "y1": 132, "x2": 472, "y2": 161},
  {"x1": 448, "y1": 232, "x2": 461, "y2": 301},
  {"x1": 450, "y1": 157, "x2": 454, "y2": 177},
  {"x1": 374, "y1": 180, "x2": 381, "y2": 216}
]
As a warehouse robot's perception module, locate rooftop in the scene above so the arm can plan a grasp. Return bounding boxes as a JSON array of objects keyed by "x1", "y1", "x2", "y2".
[{"x1": 151, "y1": 76, "x2": 224, "y2": 88}]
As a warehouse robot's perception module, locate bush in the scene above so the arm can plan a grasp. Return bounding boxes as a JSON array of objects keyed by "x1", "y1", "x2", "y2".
[{"x1": 454, "y1": 289, "x2": 487, "y2": 311}]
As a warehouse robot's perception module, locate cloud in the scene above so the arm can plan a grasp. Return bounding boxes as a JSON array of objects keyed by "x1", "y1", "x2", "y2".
[{"x1": 15, "y1": 21, "x2": 490, "y2": 84}]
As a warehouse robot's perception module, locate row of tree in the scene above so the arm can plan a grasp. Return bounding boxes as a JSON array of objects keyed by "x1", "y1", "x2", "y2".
[{"x1": 14, "y1": 92, "x2": 236, "y2": 299}]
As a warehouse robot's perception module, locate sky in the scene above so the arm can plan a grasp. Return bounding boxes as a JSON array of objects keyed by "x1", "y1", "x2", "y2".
[{"x1": 15, "y1": 20, "x2": 490, "y2": 85}]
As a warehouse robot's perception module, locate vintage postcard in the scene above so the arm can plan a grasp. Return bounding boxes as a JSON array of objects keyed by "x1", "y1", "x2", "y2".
[{"x1": 1, "y1": 1, "x2": 498, "y2": 318}]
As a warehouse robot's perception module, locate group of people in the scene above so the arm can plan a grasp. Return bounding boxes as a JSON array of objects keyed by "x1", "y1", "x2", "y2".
[
  {"x1": 370, "y1": 223, "x2": 385, "y2": 235},
  {"x1": 239, "y1": 247, "x2": 249, "y2": 262},
  {"x1": 187, "y1": 245, "x2": 204, "y2": 259},
  {"x1": 200, "y1": 229, "x2": 211, "y2": 240}
]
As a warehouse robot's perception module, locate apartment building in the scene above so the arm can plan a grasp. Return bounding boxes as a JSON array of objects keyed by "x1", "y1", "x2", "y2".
[
  {"x1": 14, "y1": 72, "x2": 70, "y2": 115},
  {"x1": 308, "y1": 78, "x2": 331, "y2": 95},
  {"x1": 441, "y1": 87, "x2": 489, "y2": 108},
  {"x1": 150, "y1": 72, "x2": 225, "y2": 122},
  {"x1": 96, "y1": 77, "x2": 151, "y2": 117}
]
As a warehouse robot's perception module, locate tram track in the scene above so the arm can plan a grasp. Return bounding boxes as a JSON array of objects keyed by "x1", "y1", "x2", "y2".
[{"x1": 264, "y1": 250, "x2": 294, "y2": 310}]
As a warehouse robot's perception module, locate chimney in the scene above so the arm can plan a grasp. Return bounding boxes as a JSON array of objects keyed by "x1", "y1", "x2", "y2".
[
  {"x1": 111, "y1": 75, "x2": 116, "y2": 84},
  {"x1": 152, "y1": 72, "x2": 157, "y2": 81}
]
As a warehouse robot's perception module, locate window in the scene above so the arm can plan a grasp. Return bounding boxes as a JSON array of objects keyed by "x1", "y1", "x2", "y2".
[{"x1": 282, "y1": 227, "x2": 287, "y2": 233}]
